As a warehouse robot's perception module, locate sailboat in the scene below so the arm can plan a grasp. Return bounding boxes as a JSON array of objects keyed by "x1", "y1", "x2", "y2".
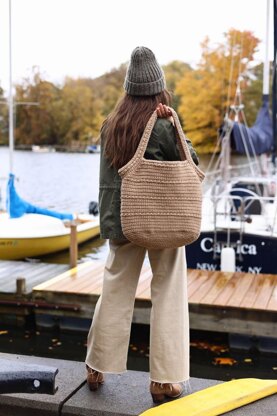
[
  {"x1": 186, "y1": 0, "x2": 277, "y2": 274},
  {"x1": 0, "y1": 0, "x2": 100, "y2": 260}
]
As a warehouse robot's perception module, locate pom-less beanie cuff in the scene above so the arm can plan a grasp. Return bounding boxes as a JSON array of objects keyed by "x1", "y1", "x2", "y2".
[
  {"x1": 124, "y1": 76, "x2": 165, "y2": 96},
  {"x1": 124, "y1": 46, "x2": 166, "y2": 96}
]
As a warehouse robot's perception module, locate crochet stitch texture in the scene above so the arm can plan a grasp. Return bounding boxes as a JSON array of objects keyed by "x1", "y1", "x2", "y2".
[{"x1": 118, "y1": 108, "x2": 205, "y2": 249}]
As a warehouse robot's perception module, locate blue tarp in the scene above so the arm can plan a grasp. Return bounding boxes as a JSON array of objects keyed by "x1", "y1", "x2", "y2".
[
  {"x1": 230, "y1": 96, "x2": 273, "y2": 156},
  {"x1": 6, "y1": 173, "x2": 74, "y2": 220}
]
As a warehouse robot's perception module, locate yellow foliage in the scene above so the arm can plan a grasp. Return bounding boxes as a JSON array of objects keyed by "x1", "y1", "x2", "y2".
[{"x1": 176, "y1": 29, "x2": 260, "y2": 153}]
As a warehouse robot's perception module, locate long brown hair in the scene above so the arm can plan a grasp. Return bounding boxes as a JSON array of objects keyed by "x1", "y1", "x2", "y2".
[{"x1": 102, "y1": 90, "x2": 172, "y2": 169}]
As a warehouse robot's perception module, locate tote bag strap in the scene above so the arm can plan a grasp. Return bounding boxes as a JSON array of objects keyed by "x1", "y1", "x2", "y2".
[
  {"x1": 119, "y1": 107, "x2": 205, "y2": 181},
  {"x1": 118, "y1": 111, "x2": 158, "y2": 177}
]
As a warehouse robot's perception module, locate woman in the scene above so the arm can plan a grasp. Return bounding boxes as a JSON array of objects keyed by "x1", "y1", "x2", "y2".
[{"x1": 85, "y1": 46, "x2": 199, "y2": 403}]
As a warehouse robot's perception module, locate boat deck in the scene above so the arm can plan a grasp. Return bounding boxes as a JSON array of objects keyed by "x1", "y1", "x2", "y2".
[{"x1": 32, "y1": 261, "x2": 277, "y2": 337}]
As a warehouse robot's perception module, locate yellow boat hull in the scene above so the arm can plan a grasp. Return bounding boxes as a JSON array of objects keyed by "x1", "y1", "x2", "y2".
[{"x1": 0, "y1": 224, "x2": 100, "y2": 260}]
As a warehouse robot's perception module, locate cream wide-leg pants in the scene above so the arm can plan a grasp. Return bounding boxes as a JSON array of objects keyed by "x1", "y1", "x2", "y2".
[{"x1": 85, "y1": 239, "x2": 190, "y2": 383}]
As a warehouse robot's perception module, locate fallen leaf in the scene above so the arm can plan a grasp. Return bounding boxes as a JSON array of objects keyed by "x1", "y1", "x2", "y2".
[{"x1": 213, "y1": 357, "x2": 237, "y2": 366}]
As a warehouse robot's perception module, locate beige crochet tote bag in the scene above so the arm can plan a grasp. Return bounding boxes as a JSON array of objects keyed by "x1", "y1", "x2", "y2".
[{"x1": 118, "y1": 108, "x2": 205, "y2": 249}]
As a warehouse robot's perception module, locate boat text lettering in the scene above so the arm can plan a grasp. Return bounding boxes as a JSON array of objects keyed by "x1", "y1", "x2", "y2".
[
  {"x1": 196, "y1": 263, "x2": 218, "y2": 271},
  {"x1": 200, "y1": 238, "x2": 257, "y2": 256},
  {"x1": 196, "y1": 263, "x2": 263, "y2": 274}
]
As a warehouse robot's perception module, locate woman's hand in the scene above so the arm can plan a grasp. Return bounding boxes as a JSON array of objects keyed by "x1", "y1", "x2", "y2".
[{"x1": 156, "y1": 103, "x2": 172, "y2": 118}]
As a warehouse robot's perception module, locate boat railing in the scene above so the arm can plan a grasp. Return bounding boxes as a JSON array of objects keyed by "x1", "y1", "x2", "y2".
[
  {"x1": 242, "y1": 195, "x2": 277, "y2": 235},
  {"x1": 211, "y1": 195, "x2": 245, "y2": 259},
  {"x1": 204, "y1": 160, "x2": 261, "y2": 179},
  {"x1": 202, "y1": 193, "x2": 277, "y2": 252}
]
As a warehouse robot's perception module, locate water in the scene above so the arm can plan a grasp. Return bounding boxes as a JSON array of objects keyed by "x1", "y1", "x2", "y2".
[
  {"x1": 0, "y1": 147, "x2": 100, "y2": 214},
  {"x1": 0, "y1": 146, "x2": 110, "y2": 262},
  {"x1": 0, "y1": 323, "x2": 276, "y2": 381}
]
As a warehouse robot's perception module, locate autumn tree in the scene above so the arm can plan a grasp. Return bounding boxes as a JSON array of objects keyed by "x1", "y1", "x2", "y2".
[
  {"x1": 0, "y1": 86, "x2": 8, "y2": 145},
  {"x1": 163, "y1": 61, "x2": 192, "y2": 110},
  {"x1": 60, "y1": 78, "x2": 103, "y2": 144},
  {"x1": 90, "y1": 64, "x2": 126, "y2": 117},
  {"x1": 176, "y1": 29, "x2": 260, "y2": 153},
  {"x1": 15, "y1": 69, "x2": 60, "y2": 145},
  {"x1": 15, "y1": 68, "x2": 104, "y2": 146}
]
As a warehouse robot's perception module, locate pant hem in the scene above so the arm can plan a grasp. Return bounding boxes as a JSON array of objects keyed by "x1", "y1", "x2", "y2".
[
  {"x1": 85, "y1": 361, "x2": 127, "y2": 375},
  {"x1": 149, "y1": 376, "x2": 190, "y2": 384}
]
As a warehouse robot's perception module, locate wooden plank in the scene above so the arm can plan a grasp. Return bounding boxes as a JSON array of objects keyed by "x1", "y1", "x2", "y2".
[
  {"x1": 88, "y1": 282, "x2": 103, "y2": 295},
  {"x1": 45, "y1": 265, "x2": 104, "y2": 292},
  {"x1": 189, "y1": 271, "x2": 218, "y2": 303},
  {"x1": 28, "y1": 260, "x2": 277, "y2": 318},
  {"x1": 187, "y1": 269, "x2": 201, "y2": 287},
  {"x1": 200, "y1": 271, "x2": 233, "y2": 305},
  {"x1": 189, "y1": 304, "x2": 277, "y2": 338},
  {"x1": 215, "y1": 273, "x2": 252, "y2": 307},
  {"x1": 61, "y1": 269, "x2": 104, "y2": 293},
  {"x1": 187, "y1": 270, "x2": 211, "y2": 298},
  {"x1": 239, "y1": 274, "x2": 261, "y2": 309},
  {"x1": 253, "y1": 274, "x2": 277, "y2": 310},
  {"x1": 33, "y1": 262, "x2": 96, "y2": 290},
  {"x1": 0, "y1": 262, "x2": 68, "y2": 293},
  {"x1": 136, "y1": 286, "x2": 151, "y2": 300},
  {"x1": 135, "y1": 268, "x2": 152, "y2": 296},
  {"x1": 267, "y1": 279, "x2": 277, "y2": 311},
  {"x1": 228, "y1": 273, "x2": 256, "y2": 308}
]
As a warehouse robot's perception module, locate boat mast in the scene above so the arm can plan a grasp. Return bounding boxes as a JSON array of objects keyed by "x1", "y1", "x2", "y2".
[
  {"x1": 273, "y1": 0, "x2": 277, "y2": 164},
  {"x1": 259, "y1": 0, "x2": 272, "y2": 176},
  {"x1": 263, "y1": 0, "x2": 271, "y2": 97},
  {"x1": 8, "y1": 0, "x2": 14, "y2": 174}
]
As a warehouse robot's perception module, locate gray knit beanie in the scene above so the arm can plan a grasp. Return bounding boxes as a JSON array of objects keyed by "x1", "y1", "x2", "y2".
[{"x1": 124, "y1": 46, "x2": 166, "y2": 96}]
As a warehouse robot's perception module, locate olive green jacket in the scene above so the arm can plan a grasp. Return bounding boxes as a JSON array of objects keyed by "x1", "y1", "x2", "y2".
[{"x1": 99, "y1": 118, "x2": 199, "y2": 240}]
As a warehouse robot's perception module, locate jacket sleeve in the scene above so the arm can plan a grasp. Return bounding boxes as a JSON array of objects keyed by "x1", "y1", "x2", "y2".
[
  {"x1": 145, "y1": 119, "x2": 199, "y2": 165},
  {"x1": 185, "y1": 138, "x2": 199, "y2": 166}
]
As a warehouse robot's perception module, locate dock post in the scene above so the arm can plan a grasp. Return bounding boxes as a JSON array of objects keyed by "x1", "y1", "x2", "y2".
[
  {"x1": 70, "y1": 222, "x2": 78, "y2": 268},
  {"x1": 16, "y1": 278, "x2": 26, "y2": 295}
]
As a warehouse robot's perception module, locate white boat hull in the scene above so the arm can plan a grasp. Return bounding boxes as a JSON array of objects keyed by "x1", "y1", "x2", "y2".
[{"x1": 0, "y1": 213, "x2": 100, "y2": 260}]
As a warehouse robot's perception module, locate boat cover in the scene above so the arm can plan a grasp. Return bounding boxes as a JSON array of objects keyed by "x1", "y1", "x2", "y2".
[
  {"x1": 230, "y1": 96, "x2": 273, "y2": 156},
  {"x1": 6, "y1": 174, "x2": 73, "y2": 220}
]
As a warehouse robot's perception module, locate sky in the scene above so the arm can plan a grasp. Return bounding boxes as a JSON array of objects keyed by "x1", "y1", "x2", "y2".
[{"x1": 0, "y1": 0, "x2": 274, "y2": 93}]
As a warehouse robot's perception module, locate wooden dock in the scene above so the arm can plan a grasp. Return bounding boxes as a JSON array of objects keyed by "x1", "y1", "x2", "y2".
[
  {"x1": 0, "y1": 260, "x2": 69, "y2": 325},
  {"x1": 0, "y1": 260, "x2": 69, "y2": 295},
  {"x1": 32, "y1": 261, "x2": 277, "y2": 338}
]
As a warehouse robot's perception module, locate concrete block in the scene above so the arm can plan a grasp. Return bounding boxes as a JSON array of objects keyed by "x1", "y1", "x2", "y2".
[
  {"x1": 0, "y1": 353, "x2": 86, "y2": 416},
  {"x1": 61, "y1": 372, "x2": 277, "y2": 416},
  {"x1": 61, "y1": 372, "x2": 221, "y2": 416},
  {"x1": 0, "y1": 358, "x2": 58, "y2": 394},
  {"x1": 0, "y1": 354, "x2": 276, "y2": 416}
]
